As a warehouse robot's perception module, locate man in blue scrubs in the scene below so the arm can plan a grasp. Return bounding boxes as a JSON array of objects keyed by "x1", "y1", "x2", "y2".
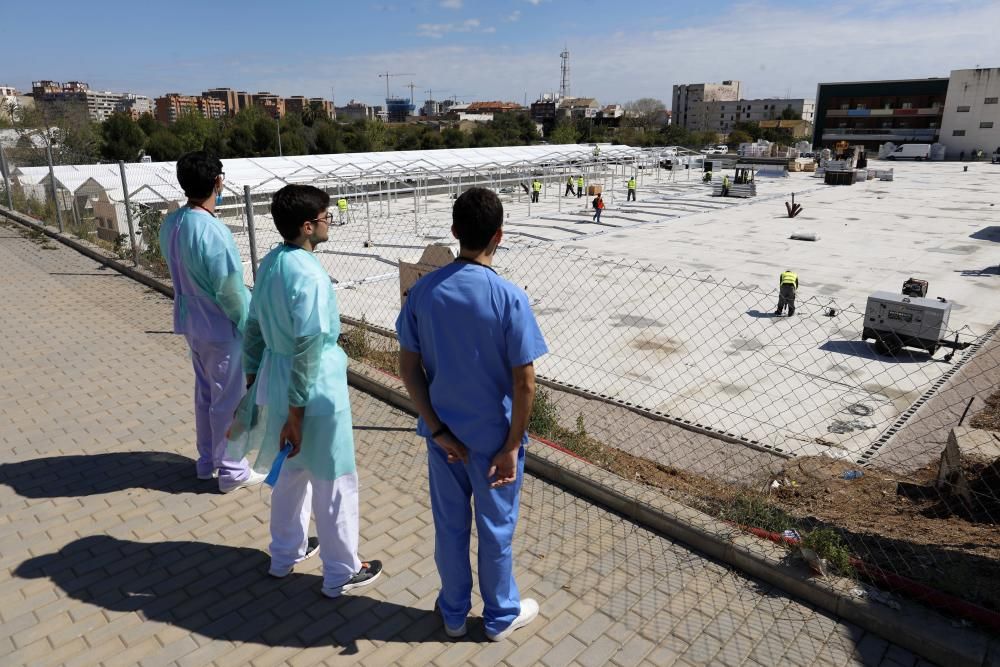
[
  {"x1": 160, "y1": 152, "x2": 262, "y2": 492},
  {"x1": 396, "y1": 187, "x2": 548, "y2": 641}
]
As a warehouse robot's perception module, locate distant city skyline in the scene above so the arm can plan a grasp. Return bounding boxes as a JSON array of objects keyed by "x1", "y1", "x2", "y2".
[{"x1": 4, "y1": 0, "x2": 1000, "y2": 107}]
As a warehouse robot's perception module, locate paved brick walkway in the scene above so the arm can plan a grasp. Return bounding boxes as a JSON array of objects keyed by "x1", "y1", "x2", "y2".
[{"x1": 0, "y1": 220, "x2": 932, "y2": 666}]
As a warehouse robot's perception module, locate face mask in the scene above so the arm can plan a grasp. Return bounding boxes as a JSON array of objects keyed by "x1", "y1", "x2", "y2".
[{"x1": 215, "y1": 192, "x2": 224, "y2": 206}]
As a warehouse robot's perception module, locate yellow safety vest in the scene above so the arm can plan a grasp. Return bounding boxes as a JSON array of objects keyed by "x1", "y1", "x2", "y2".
[
  {"x1": 628, "y1": 179, "x2": 636, "y2": 189},
  {"x1": 577, "y1": 177, "x2": 584, "y2": 186},
  {"x1": 723, "y1": 176, "x2": 730, "y2": 187},
  {"x1": 337, "y1": 198, "x2": 348, "y2": 211},
  {"x1": 780, "y1": 271, "x2": 798, "y2": 286},
  {"x1": 532, "y1": 181, "x2": 541, "y2": 192}
]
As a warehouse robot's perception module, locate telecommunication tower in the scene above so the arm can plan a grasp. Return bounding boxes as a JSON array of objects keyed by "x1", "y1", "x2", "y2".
[{"x1": 559, "y1": 48, "x2": 570, "y2": 99}]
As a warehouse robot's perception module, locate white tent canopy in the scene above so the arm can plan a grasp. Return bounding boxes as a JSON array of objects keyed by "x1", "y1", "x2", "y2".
[{"x1": 12, "y1": 144, "x2": 659, "y2": 205}]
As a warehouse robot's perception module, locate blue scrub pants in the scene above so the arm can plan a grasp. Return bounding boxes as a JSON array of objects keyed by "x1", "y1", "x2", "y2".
[
  {"x1": 187, "y1": 335, "x2": 250, "y2": 484},
  {"x1": 427, "y1": 440, "x2": 525, "y2": 636}
]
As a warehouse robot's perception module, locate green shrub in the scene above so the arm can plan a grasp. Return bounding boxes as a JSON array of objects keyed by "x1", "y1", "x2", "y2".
[
  {"x1": 528, "y1": 388, "x2": 559, "y2": 438},
  {"x1": 719, "y1": 493, "x2": 798, "y2": 534},
  {"x1": 801, "y1": 527, "x2": 854, "y2": 576}
]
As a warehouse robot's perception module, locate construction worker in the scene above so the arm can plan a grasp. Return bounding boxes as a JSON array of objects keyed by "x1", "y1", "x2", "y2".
[
  {"x1": 775, "y1": 270, "x2": 799, "y2": 317},
  {"x1": 531, "y1": 178, "x2": 541, "y2": 203},
  {"x1": 337, "y1": 197, "x2": 348, "y2": 225},
  {"x1": 721, "y1": 174, "x2": 731, "y2": 196},
  {"x1": 576, "y1": 175, "x2": 584, "y2": 198},
  {"x1": 564, "y1": 175, "x2": 575, "y2": 197},
  {"x1": 627, "y1": 176, "x2": 636, "y2": 202}
]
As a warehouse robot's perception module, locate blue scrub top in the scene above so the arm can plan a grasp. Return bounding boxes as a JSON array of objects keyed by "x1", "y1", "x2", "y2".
[{"x1": 396, "y1": 261, "x2": 548, "y2": 454}]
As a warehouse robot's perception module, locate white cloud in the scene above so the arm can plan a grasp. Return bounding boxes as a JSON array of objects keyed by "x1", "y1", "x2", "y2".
[
  {"x1": 131, "y1": 1, "x2": 1000, "y2": 106},
  {"x1": 439, "y1": 0, "x2": 463, "y2": 8},
  {"x1": 416, "y1": 17, "x2": 487, "y2": 38},
  {"x1": 506, "y1": 10, "x2": 522, "y2": 22}
]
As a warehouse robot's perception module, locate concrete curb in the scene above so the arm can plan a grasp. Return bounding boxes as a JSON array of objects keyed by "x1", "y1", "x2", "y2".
[{"x1": 4, "y1": 205, "x2": 997, "y2": 666}]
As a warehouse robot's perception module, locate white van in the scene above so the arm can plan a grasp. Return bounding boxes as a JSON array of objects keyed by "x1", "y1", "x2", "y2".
[{"x1": 886, "y1": 144, "x2": 931, "y2": 160}]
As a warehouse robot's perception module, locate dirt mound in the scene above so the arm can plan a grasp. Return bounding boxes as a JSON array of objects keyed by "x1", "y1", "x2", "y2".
[{"x1": 770, "y1": 456, "x2": 1000, "y2": 612}]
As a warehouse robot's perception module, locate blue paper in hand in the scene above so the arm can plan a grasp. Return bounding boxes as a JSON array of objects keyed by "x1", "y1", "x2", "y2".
[{"x1": 264, "y1": 442, "x2": 293, "y2": 488}]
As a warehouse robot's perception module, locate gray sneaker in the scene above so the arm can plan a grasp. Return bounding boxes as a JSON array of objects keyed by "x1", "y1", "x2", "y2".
[
  {"x1": 321, "y1": 560, "x2": 383, "y2": 598},
  {"x1": 268, "y1": 536, "x2": 320, "y2": 578}
]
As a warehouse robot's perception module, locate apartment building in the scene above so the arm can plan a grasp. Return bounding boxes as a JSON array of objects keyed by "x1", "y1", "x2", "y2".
[
  {"x1": 284, "y1": 96, "x2": 309, "y2": 117},
  {"x1": 308, "y1": 98, "x2": 334, "y2": 120},
  {"x1": 336, "y1": 100, "x2": 377, "y2": 122},
  {"x1": 202, "y1": 88, "x2": 241, "y2": 116},
  {"x1": 32, "y1": 80, "x2": 152, "y2": 122},
  {"x1": 698, "y1": 98, "x2": 814, "y2": 135},
  {"x1": 253, "y1": 92, "x2": 285, "y2": 119},
  {"x1": 154, "y1": 94, "x2": 226, "y2": 124},
  {"x1": 939, "y1": 67, "x2": 1000, "y2": 158},
  {"x1": 114, "y1": 93, "x2": 153, "y2": 119},
  {"x1": 672, "y1": 81, "x2": 742, "y2": 131},
  {"x1": 561, "y1": 97, "x2": 601, "y2": 119}
]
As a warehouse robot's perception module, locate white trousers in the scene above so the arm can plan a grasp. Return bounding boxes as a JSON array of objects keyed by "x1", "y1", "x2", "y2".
[{"x1": 269, "y1": 466, "x2": 362, "y2": 587}]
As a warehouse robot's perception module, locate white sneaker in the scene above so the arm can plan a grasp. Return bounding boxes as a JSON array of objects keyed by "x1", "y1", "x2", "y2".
[
  {"x1": 219, "y1": 470, "x2": 266, "y2": 494},
  {"x1": 268, "y1": 536, "x2": 320, "y2": 578},
  {"x1": 486, "y1": 598, "x2": 539, "y2": 642}
]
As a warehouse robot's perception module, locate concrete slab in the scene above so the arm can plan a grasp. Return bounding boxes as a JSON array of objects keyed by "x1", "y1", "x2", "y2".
[{"x1": 234, "y1": 161, "x2": 1000, "y2": 460}]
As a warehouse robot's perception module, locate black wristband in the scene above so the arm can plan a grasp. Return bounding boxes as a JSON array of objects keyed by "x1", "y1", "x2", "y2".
[{"x1": 431, "y1": 425, "x2": 449, "y2": 439}]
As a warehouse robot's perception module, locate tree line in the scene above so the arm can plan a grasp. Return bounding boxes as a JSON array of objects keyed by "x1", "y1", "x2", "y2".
[{"x1": 1, "y1": 96, "x2": 804, "y2": 167}]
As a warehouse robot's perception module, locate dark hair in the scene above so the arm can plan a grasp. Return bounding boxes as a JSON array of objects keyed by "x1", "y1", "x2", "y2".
[
  {"x1": 452, "y1": 187, "x2": 503, "y2": 251},
  {"x1": 176, "y1": 151, "x2": 223, "y2": 199},
  {"x1": 271, "y1": 184, "x2": 330, "y2": 240}
]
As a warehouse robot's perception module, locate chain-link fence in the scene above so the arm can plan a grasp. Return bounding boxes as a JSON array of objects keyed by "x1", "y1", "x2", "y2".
[{"x1": 3, "y1": 144, "x2": 998, "y2": 628}]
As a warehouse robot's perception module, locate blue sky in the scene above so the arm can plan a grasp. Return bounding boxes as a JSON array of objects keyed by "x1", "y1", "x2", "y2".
[{"x1": 4, "y1": 0, "x2": 1000, "y2": 106}]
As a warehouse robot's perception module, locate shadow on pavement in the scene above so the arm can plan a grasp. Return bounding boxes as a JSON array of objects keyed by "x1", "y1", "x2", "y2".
[
  {"x1": 15, "y1": 535, "x2": 456, "y2": 650},
  {"x1": 819, "y1": 340, "x2": 932, "y2": 364},
  {"x1": 0, "y1": 451, "x2": 219, "y2": 497}
]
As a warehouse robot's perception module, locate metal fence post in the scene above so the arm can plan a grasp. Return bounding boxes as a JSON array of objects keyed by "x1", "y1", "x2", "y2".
[
  {"x1": 45, "y1": 144, "x2": 64, "y2": 232},
  {"x1": 0, "y1": 142, "x2": 13, "y2": 210},
  {"x1": 117, "y1": 161, "x2": 140, "y2": 266},
  {"x1": 243, "y1": 185, "x2": 259, "y2": 282}
]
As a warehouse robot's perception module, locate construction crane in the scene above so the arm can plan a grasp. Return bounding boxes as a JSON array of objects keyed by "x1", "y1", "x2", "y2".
[
  {"x1": 406, "y1": 81, "x2": 419, "y2": 108},
  {"x1": 378, "y1": 72, "x2": 414, "y2": 101}
]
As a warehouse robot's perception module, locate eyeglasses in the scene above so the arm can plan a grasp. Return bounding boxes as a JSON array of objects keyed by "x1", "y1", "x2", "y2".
[{"x1": 309, "y1": 211, "x2": 334, "y2": 225}]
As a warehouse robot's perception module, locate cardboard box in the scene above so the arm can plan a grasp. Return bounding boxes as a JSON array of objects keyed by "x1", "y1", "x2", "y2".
[
  {"x1": 399, "y1": 244, "x2": 455, "y2": 306},
  {"x1": 587, "y1": 184, "x2": 603, "y2": 195}
]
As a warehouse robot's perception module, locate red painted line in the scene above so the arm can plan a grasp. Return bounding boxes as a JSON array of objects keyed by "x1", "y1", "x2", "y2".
[{"x1": 528, "y1": 433, "x2": 590, "y2": 463}]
